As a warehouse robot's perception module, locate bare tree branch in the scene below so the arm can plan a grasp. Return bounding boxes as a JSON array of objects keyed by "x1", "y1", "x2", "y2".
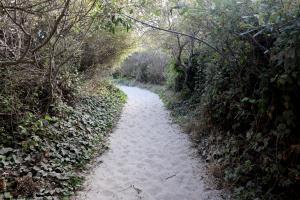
[{"x1": 32, "y1": 0, "x2": 71, "y2": 52}]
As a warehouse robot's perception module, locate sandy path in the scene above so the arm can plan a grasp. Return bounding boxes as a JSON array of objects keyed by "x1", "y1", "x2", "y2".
[{"x1": 75, "y1": 86, "x2": 221, "y2": 200}]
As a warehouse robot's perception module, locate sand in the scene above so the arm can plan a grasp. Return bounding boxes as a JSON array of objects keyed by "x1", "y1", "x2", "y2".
[{"x1": 74, "y1": 86, "x2": 222, "y2": 200}]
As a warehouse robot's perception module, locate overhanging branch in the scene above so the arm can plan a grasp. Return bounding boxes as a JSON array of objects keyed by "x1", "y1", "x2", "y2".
[{"x1": 123, "y1": 14, "x2": 227, "y2": 59}]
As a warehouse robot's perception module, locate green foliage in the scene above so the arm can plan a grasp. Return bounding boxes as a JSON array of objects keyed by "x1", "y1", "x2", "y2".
[
  {"x1": 161, "y1": 0, "x2": 300, "y2": 199},
  {"x1": 165, "y1": 61, "x2": 181, "y2": 90},
  {"x1": 0, "y1": 83, "x2": 126, "y2": 199}
]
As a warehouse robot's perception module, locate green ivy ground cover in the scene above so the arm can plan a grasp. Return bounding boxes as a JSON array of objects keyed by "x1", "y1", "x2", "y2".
[{"x1": 0, "y1": 83, "x2": 126, "y2": 199}]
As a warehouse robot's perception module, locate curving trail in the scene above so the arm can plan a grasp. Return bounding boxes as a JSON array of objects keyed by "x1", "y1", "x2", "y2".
[{"x1": 75, "y1": 86, "x2": 222, "y2": 200}]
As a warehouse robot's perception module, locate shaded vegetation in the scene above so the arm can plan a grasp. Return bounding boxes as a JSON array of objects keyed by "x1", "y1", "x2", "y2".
[
  {"x1": 0, "y1": 0, "x2": 130, "y2": 198},
  {"x1": 0, "y1": 82, "x2": 126, "y2": 199},
  {"x1": 116, "y1": 49, "x2": 170, "y2": 84}
]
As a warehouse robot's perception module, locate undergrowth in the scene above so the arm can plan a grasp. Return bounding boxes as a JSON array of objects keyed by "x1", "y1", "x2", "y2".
[
  {"x1": 158, "y1": 84, "x2": 300, "y2": 199},
  {"x1": 0, "y1": 82, "x2": 126, "y2": 199}
]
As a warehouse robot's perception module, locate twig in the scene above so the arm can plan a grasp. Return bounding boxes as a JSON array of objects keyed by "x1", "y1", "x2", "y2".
[{"x1": 165, "y1": 174, "x2": 176, "y2": 180}]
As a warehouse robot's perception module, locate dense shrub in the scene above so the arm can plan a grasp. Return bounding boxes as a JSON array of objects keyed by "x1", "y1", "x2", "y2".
[
  {"x1": 119, "y1": 50, "x2": 170, "y2": 84},
  {"x1": 0, "y1": 0, "x2": 133, "y2": 133},
  {"x1": 162, "y1": 0, "x2": 300, "y2": 199}
]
